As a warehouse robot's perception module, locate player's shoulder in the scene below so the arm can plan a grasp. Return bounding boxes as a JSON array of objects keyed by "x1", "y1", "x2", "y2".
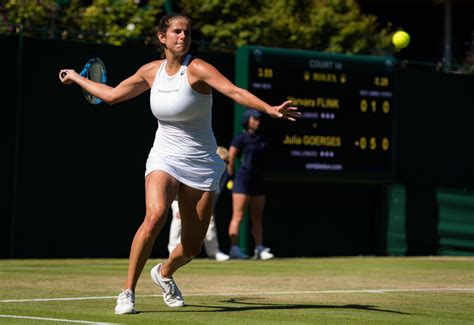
[
  {"x1": 139, "y1": 59, "x2": 165, "y2": 72},
  {"x1": 136, "y1": 59, "x2": 165, "y2": 80},
  {"x1": 187, "y1": 55, "x2": 206, "y2": 65},
  {"x1": 187, "y1": 56, "x2": 214, "y2": 72}
]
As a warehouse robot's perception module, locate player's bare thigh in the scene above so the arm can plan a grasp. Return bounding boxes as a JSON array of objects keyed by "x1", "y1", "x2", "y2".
[
  {"x1": 178, "y1": 185, "x2": 214, "y2": 251},
  {"x1": 145, "y1": 170, "x2": 180, "y2": 218}
]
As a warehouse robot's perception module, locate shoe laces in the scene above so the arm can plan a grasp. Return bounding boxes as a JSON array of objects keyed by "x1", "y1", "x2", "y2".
[
  {"x1": 163, "y1": 278, "x2": 179, "y2": 297},
  {"x1": 118, "y1": 290, "x2": 134, "y2": 304}
]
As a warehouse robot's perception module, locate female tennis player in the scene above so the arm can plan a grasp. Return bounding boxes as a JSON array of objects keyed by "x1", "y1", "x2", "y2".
[{"x1": 59, "y1": 13, "x2": 299, "y2": 314}]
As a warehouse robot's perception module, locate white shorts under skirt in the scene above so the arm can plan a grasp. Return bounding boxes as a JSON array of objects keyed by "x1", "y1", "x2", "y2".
[{"x1": 145, "y1": 152, "x2": 225, "y2": 192}]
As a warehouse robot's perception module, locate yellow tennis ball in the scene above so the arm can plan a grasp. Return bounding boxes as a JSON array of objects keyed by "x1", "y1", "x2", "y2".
[
  {"x1": 392, "y1": 31, "x2": 410, "y2": 49},
  {"x1": 226, "y1": 180, "x2": 233, "y2": 190}
]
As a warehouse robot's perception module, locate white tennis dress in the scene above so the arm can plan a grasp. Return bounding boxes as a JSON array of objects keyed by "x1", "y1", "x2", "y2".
[{"x1": 145, "y1": 54, "x2": 225, "y2": 192}]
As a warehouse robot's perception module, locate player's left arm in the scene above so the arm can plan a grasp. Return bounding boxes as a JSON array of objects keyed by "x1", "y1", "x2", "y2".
[{"x1": 188, "y1": 59, "x2": 299, "y2": 121}]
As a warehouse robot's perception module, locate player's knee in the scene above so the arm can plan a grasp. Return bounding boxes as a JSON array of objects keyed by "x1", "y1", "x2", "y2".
[{"x1": 143, "y1": 207, "x2": 166, "y2": 234}]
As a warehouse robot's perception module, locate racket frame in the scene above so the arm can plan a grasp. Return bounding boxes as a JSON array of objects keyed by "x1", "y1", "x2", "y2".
[{"x1": 79, "y1": 58, "x2": 107, "y2": 105}]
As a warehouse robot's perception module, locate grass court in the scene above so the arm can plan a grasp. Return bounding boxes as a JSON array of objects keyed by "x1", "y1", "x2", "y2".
[{"x1": 1, "y1": 257, "x2": 473, "y2": 324}]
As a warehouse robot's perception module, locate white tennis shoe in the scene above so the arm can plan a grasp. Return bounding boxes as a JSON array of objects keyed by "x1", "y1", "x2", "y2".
[
  {"x1": 150, "y1": 263, "x2": 184, "y2": 307},
  {"x1": 254, "y1": 247, "x2": 274, "y2": 260},
  {"x1": 213, "y1": 251, "x2": 230, "y2": 261},
  {"x1": 114, "y1": 289, "x2": 136, "y2": 314}
]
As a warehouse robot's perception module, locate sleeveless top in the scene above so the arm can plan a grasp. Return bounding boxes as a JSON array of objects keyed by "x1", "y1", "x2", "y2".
[
  {"x1": 149, "y1": 54, "x2": 217, "y2": 159},
  {"x1": 146, "y1": 54, "x2": 224, "y2": 191}
]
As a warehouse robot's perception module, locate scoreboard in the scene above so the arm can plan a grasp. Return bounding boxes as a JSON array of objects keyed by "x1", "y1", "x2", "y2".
[{"x1": 234, "y1": 45, "x2": 396, "y2": 183}]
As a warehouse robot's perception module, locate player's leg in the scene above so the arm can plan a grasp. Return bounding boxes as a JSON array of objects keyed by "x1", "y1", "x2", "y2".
[
  {"x1": 150, "y1": 184, "x2": 214, "y2": 307},
  {"x1": 116, "y1": 171, "x2": 178, "y2": 314},
  {"x1": 203, "y1": 191, "x2": 221, "y2": 257},
  {"x1": 163, "y1": 184, "x2": 214, "y2": 275},
  {"x1": 125, "y1": 171, "x2": 179, "y2": 290},
  {"x1": 228, "y1": 193, "x2": 250, "y2": 258}
]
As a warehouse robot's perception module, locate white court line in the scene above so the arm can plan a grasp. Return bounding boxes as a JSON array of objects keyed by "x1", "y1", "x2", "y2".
[
  {"x1": 0, "y1": 314, "x2": 119, "y2": 324},
  {"x1": 1, "y1": 288, "x2": 473, "y2": 303}
]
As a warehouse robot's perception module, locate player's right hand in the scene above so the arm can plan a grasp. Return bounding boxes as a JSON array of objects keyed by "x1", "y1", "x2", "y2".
[{"x1": 59, "y1": 69, "x2": 75, "y2": 85}]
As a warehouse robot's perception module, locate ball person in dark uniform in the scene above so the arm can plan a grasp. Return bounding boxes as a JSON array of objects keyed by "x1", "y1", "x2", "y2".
[{"x1": 227, "y1": 109, "x2": 274, "y2": 260}]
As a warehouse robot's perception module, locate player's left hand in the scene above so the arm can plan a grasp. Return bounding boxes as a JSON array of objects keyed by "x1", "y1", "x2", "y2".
[{"x1": 268, "y1": 101, "x2": 300, "y2": 121}]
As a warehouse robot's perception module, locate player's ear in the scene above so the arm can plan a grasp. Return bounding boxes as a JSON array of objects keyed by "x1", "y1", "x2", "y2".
[{"x1": 158, "y1": 32, "x2": 166, "y2": 45}]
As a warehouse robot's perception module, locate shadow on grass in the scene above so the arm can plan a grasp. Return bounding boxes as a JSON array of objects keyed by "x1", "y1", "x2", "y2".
[{"x1": 139, "y1": 297, "x2": 409, "y2": 315}]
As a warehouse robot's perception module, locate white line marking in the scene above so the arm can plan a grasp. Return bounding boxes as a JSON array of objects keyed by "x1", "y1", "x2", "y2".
[
  {"x1": 1, "y1": 288, "x2": 473, "y2": 303},
  {"x1": 0, "y1": 314, "x2": 120, "y2": 324},
  {"x1": 0, "y1": 296, "x2": 117, "y2": 303}
]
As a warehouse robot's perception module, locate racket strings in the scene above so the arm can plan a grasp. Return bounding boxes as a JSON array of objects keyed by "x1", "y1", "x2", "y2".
[
  {"x1": 88, "y1": 63, "x2": 105, "y2": 83},
  {"x1": 85, "y1": 63, "x2": 106, "y2": 104}
]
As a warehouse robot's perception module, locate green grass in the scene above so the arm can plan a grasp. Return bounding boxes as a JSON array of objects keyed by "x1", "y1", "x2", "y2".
[{"x1": 1, "y1": 257, "x2": 473, "y2": 324}]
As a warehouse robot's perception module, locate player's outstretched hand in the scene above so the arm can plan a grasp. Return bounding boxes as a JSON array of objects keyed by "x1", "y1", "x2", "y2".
[{"x1": 267, "y1": 101, "x2": 300, "y2": 121}]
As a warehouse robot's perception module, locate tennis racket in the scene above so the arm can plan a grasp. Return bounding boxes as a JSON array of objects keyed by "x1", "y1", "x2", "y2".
[{"x1": 78, "y1": 58, "x2": 107, "y2": 105}]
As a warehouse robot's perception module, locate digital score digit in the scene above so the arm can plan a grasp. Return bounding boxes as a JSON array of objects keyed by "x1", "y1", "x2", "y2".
[
  {"x1": 235, "y1": 46, "x2": 396, "y2": 182},
  {"x1": 257, "y1": 67, "x2": 273, "y2": 78}
]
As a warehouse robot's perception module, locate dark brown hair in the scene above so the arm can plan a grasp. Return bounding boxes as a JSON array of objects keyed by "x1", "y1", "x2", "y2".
[{"x1": 156, "y1": 13, "x2": 192, "y2": 58}]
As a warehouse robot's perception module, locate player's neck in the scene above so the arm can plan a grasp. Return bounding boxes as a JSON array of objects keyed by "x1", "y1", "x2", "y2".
[{"x1": 165, "y1": 53, "x2": 186, "y2": 74}]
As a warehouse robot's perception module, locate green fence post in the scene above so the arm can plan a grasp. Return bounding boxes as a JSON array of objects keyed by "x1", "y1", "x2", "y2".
[{"x1": 234, "y1": 46, "x2": 249, "y2": 254}]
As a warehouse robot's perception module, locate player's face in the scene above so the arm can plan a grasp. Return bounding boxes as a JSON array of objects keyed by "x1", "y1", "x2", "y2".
[{"x1": 160, "y1": 18, "x2": 191, "y2": 54}]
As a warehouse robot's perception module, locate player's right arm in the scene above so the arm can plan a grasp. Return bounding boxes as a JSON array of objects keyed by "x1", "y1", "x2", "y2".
[{"x1": 59, "y1": 60, "x2": 162, "y2": 105}]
